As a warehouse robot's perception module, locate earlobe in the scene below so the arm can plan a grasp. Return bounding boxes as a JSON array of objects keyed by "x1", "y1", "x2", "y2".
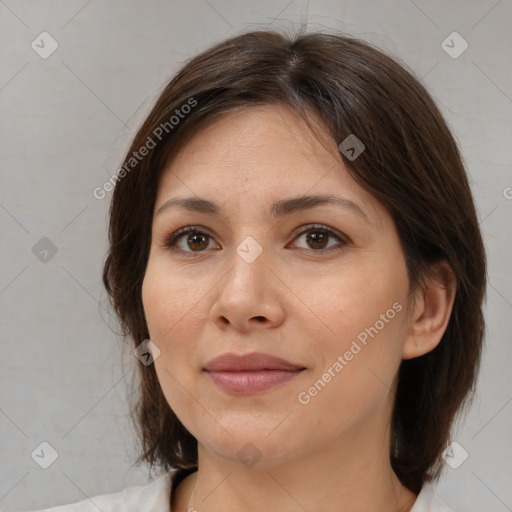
[{"x1": 402, "y1": 261, "x2": 456, "y2": 360}]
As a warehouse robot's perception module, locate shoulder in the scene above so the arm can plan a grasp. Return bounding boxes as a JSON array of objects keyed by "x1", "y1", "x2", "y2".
[
  {"x1": 411, "y1": 482, "x2": 455, "y2": 512},
  {"x1": 24, "y1": 471, "x2": 174, "y2": 512}
]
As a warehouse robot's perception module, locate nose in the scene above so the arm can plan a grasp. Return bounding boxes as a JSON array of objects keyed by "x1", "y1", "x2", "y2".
[{"x1": 209, "y1": 240, "x2": 286, "y2": 333}]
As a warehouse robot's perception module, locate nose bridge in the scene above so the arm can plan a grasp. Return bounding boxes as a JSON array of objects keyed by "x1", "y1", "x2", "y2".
[
  {"x1": 223, "y1": 233, "x2": 267, "y2": 297},
  {"x1": 235, "y1": 233, "x2": 265, "y2": 266},
  {"x1": 211, "y1": 232, "x2": 284, "y2": 330}
]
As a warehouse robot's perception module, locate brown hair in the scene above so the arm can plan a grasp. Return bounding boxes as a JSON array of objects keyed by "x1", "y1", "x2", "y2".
[{"x1": 102, "y1": 27, "x2": 486, "y2": 494}]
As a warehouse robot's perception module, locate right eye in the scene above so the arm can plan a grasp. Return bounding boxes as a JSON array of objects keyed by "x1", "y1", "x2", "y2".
[{"x1": 162, "y1": 226, "x2": 219, "y2": 255}]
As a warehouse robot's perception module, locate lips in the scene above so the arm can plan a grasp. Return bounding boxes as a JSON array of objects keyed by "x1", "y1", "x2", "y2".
[
  {"x1": 203, "y1": 352, "x2": 306, "y2": 395},
  {"x1": 203, "y1": 352, "x2": 304, "y2": 372}
]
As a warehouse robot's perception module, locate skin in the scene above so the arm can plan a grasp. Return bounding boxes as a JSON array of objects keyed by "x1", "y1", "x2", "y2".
[{"x1": 142, "y1": 104, "x2": 456, "y2": 512}]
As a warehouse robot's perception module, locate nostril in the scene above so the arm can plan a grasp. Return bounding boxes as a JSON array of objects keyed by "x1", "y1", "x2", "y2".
[{"x1": 254, "y1": 316, "x2": 266, "y2": 322}]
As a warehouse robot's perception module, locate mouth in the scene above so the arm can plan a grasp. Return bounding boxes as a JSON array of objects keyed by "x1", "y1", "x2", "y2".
[{"x1": 203, "y1": 352, "x2": 306, "y2": 395}]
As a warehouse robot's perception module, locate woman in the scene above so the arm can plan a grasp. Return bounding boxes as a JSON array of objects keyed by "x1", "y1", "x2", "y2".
[{"x1": 27, "y1": 27, "x2": 486, "y2": 511}]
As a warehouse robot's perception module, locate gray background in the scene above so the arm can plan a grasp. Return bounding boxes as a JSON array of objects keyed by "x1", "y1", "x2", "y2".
[{"x1": 1, "y1": 1, "x2": 511, "y2": 510}]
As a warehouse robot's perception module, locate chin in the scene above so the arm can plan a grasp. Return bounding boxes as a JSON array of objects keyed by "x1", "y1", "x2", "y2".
[{"x1": 197, "y1": 424, "x2": 306, "y2": 470}]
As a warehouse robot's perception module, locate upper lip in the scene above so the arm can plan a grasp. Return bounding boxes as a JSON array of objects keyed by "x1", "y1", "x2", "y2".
[{"x1": 203, "y1": 352, "x2": 305, "y2": 372}]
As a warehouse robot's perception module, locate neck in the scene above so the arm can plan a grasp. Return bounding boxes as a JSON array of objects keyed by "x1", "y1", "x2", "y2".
[{"x1": 172, "y1": 419, "x2": 418, "y2": 512}]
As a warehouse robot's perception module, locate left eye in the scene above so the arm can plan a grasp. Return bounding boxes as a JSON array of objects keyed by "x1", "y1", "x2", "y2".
[{"x1": 289, "y1": 225, "x2": 346, "y2": 253}]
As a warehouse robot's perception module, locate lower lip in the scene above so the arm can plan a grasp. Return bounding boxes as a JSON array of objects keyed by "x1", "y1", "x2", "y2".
[{"x1": 205, "y1": 369, "x2": 304, "y2": 394}]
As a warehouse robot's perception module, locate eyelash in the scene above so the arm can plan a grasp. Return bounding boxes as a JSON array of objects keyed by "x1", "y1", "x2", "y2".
[{"x1": 161, "y1": 224, "x2": 348, "y2": 257}]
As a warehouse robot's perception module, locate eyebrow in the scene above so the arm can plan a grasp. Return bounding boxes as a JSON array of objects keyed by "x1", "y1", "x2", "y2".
[{"x1": 156, "y1": 193, "x2": 370, "y2": 223}]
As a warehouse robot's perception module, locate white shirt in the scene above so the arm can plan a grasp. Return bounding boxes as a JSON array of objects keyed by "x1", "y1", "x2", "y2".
[{"x1": 21, "y1": 471, "x2": 454, "y2": 511}]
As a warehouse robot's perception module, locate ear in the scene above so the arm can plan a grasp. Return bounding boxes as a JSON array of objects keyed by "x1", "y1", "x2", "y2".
[{"x1": 402, "y1": 261, "x2": 456, "y2": 360}]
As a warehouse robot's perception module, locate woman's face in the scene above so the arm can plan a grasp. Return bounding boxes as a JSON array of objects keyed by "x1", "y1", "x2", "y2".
[{"x1": 142, "y1": 104, "x2": 415, "y2": 468}]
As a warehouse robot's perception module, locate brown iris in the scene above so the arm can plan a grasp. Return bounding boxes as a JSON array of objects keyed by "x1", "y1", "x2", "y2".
[
  {"x1": 306, "y1": 230, "x2": 329, "y2": 250},
  {"x1": 187, "y1": 233, "x2": 209, "y2": 251}
]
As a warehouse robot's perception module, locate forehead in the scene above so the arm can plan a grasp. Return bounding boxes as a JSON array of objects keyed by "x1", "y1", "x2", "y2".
[
  {"x1": 156, "y1": 104, "x2": 383, "y2": 225},
  {"x1": 170, "y1": 105, "x2": 324, "y2": 163}
]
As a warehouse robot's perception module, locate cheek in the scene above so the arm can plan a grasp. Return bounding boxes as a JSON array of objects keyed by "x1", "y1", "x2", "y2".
[
  {"x1": 303, "y1": 259, "x2": 408, "y2": 345},
  {"x1": 297, "y1": 305, "x2": 407, "y2": 436},
  {"x1": 141, "y1": 265, "x2": 207, "y2": 394},
  {"x1": 142, "y1": 267, "x2": 206, "y2": 428},
  {"x1": 304, "y1": 260, "x2": 409, "y2": 396},
  {"x1": 142, "y1": 264, "x2": 196, "y2": 340}
]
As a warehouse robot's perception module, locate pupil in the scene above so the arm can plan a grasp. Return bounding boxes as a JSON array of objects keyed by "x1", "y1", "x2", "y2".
[{"x1": 307, "y1": 231, "x2": 327, "y2": 249}]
